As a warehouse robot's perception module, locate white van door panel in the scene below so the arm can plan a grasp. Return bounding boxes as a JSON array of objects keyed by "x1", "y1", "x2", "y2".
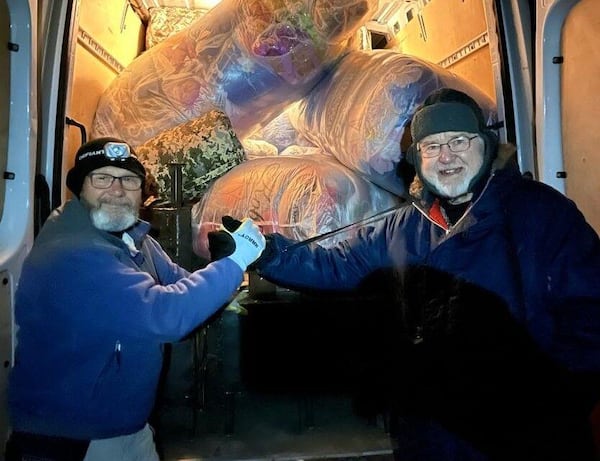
[
  {"x1": 560, "y1": 0, "x2": 600, "y2": 233},
  {"x1": 535, "y1": 0, "x2": 578, "y2": 194},
  {"x1": 1, "y1": 0, "x2": 37, "y2": 444},
  {"x1": 535, "y1": 0, "x2": 600, "y2": 234}
]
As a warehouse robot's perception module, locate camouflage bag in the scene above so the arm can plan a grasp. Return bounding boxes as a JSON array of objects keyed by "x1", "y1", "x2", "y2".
[{"x1": 136, "y1": 110, "x2": 246, "y2": 202}]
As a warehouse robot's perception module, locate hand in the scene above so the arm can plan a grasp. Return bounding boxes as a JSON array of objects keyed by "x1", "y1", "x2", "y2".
[
  {"x1": 209, "y1": 216, "x2": 266, "y2": 271},
  {"x1": 207, "y1": 216, "x2": 241, "y2": 261}
]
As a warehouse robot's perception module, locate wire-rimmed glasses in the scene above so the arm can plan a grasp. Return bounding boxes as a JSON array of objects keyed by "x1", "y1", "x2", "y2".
[
  {"x1": 88, "y1": 173, "x2": 142, "y2": 191},
  {"x1": 419, "y1": 135, "x2": 479, "y2": 158}
]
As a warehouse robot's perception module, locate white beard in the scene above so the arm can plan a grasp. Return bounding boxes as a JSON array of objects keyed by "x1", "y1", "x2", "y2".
[
  {"x1": 420, "y1": 151, "x2": 484, "y2": 203},
  {"x1": 426, "y1": 173, "x2": 473, "y2": 200},
  {"x1": 89, "y1": 203, "x2": 137, "y2": 232}
]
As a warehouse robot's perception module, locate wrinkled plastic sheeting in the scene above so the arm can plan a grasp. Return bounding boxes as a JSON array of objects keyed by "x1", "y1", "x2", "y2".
[
  {"x1": 245, "y1": 107, "x2": 313, "y2": 152},
  {"x1": 242, "y1": 138, "x2": 280, "y2": 160},
  {"x1": 287, "y1": 50, "x2": 498, "y2": 196},
  {"x1": 191, "y1": 152, "x2": 401, "y2": 260},
  {"x1": 91, "y1": 0, "x2": 379, "y2": 147}
]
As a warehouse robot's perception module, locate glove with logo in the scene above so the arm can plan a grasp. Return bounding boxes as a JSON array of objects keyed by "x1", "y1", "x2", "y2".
[{"x1": 207, "y1": 216, "x2": 266, "y2": 271}]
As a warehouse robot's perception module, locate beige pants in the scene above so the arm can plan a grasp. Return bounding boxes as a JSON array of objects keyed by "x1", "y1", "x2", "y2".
[{"x1": 83, "y1": 424, "x2": 159, "y2": 461}]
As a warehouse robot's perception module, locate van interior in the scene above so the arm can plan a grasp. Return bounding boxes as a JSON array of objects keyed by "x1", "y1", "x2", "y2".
[{"x1": 2, "y1": 0, "x2": 600, "y2": 459}]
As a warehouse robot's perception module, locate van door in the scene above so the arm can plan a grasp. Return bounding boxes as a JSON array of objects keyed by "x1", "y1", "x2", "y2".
[
  {"x1": 0, "y1": 0, "x2": 37, "y2": 445},
  {"x1": 545, "y1": 0, "x2": 600, "y2": 234}
]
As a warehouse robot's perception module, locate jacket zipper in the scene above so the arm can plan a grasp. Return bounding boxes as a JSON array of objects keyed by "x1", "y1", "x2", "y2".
[
  {"x1": 406, "y1": 174, "x2": 496, "y2": 343},
  {"x1": 114, "y1": 340, "x2": 121, "y2": 368}
]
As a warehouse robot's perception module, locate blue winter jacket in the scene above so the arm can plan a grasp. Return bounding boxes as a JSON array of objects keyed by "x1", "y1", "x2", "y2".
[
  {"x1": 257, "y1": 151, "x2": 600, "y2": 459},
  {"x1": 257, "y1": 155, "x2": 600, "y2": 374},
  {"x1": 9, "y1": 199, "x2": 243, "y2": 439}
]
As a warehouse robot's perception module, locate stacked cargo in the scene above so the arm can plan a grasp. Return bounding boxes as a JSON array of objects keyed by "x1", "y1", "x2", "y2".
[{"x1": 91, "y1": 0, "x2": 496, "y2": 257}]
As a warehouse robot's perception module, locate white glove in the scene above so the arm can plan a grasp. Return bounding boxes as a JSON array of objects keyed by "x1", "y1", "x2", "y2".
[{"x1": 224, "y1": 218, "x2": 266, "y2": 271}]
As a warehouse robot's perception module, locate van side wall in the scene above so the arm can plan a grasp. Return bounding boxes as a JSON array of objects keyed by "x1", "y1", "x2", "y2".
[
  {"x1": 63, "y1": 0, "x2": 143, "y2": 202},
  {"x1": 393, "y1": 0, "x2": 497, "y2": 103},
  {"x1": 562, "y1": 0, "x2": 600, "y2": 233}
]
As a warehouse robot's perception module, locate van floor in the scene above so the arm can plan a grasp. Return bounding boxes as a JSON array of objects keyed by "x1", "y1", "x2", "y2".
[
  {"x1": 155, "y1": 389, "x2": 393, "y2": 461},
  {"x1": 152, "y1": 293, "x2": 396, "y2": 461}
]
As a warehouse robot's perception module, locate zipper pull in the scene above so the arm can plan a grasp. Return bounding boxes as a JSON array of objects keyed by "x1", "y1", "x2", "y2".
[
  {"x1": 115, "y1": 340, "x2": 121, "y2": 366},
  {"x1": 412, "y1": 326, "x2": 424, "y2": 345}
]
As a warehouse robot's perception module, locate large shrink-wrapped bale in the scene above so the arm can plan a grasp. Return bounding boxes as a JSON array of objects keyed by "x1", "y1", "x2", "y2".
[
  {"x1": 287, "y1": 50, "x2": 497, "y2": 196},
  {"x1": 245, "y1": 109, "x2": 312, "y2": 153},
  {"x1": 92, "y1": 0, "x2": 378, "y2": 147},
  {"x1": 191, "y1": 153, "x2": 401, "y2": 260}
]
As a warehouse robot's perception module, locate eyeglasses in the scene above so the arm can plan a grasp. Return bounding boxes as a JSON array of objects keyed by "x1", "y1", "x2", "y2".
[
  {"x1": 88, "y1": 173, "x2": 143, "y2": 191},
  {"x1": 418, "y1": 135, "x2": 479, "y2": 158},
  {"x1": 104, "y1": 142, "x2": 132, "y2": 160}
]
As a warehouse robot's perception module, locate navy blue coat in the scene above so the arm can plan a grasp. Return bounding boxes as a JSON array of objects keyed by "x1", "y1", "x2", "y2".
[
  {"x1": 258, "y1": 159, "x2": 600, "y2": 373},
  {"x1": 257, "y1": 153, "x2": 600, "y2": 459}
]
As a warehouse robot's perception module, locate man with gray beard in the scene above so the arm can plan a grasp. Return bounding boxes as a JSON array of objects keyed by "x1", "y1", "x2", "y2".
[
  {"x1": 212, "y1": 89, "x2": 600, "y2": 460},
  {"x1": 6, "y1": 137, "x2": 265, "y2": 461}
]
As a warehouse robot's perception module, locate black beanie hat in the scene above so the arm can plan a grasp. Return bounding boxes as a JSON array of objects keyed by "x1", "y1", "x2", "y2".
[
  {"x1": 411, "y1": 102, "x2": 482, "y2": 145},
  {"x1": 66, "y1": 137, "x2": 146, "y2": 197},
  {"x1": 403, "y1": 88, "x2": 499, "y2": 200},
  {"x1": 405, "y1": 88, "x2": 497, "y2": 165}
]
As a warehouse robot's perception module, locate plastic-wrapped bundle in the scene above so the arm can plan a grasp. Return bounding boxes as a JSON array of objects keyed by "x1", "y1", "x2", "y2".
[
  {"x1": 191, "y1": 152, "x2": 401, "y2": 260},
  {"x1": 287, "y1": 50, "x2": 497, "y2": 196},
  {"x1": 92, "y1": 0, "x2": 378, "y2": 147},
  {"x1": 145, "y1": 6, "x2": 208, "y2": 49},
  {"x1": 245, "y1": 106, "x2": 313, "y2": 153},
  {"x1": 135, "y1": 110, "x2": 246, "y2": 201},
  {"x1": 241, "y1": 138, "x2": 279, "y2": 160}
]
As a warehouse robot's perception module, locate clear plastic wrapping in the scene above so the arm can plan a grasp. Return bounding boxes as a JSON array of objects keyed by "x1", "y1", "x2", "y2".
[
  {"x1": 92, "y1": 0, "x2": 378, "y2": 147},
  {"x1": 286, "y1": 50, "x2": 497, "y2": 195},
  {"x1": 191, "y1": 152, "x2": 401, "y2": 260}
]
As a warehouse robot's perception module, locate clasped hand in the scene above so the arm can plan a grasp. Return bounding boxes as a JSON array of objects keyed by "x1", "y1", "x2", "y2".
[{"x1": 207, "y1": 216, "x2": 266, "y2": 271}]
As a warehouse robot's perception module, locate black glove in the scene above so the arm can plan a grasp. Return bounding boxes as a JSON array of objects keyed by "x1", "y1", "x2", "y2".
[
  {"x1": 207, "y1": 216, "x2": 242, "y2": 261},
  {"x1": 208, "y1": 216, "x2": 278, "y2": 270}
]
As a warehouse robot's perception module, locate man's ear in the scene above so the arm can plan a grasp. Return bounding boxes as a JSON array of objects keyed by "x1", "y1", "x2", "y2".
[
  {"x1": 481, "y1": 129, "x2": 499, "y2": 158},
  {"x1": 401, "y1": 123, "x2": 417, "y2": 166},
  {"x1": 397, "y1": 124, "x2": 417, "y2": 186},
  {"x1": 397, "y1": 147, "x2": 417, "y2": 187},
  {"x1": 405, "y1": 144, "x2": 418, "y2": 166}
]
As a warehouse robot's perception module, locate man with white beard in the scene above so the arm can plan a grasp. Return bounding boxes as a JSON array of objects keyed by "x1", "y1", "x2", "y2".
[
  {"x1": 211, "y1": 89, "x2": 600, "y2": 460},
  {"x1": 6, "y1": 137, "x2": 265, "y2": 461}
]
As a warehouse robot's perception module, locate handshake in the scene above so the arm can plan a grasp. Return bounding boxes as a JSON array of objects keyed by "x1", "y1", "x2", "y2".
[{"x1": 207, "y1": 216, "x2": 266, "y2": 271}]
